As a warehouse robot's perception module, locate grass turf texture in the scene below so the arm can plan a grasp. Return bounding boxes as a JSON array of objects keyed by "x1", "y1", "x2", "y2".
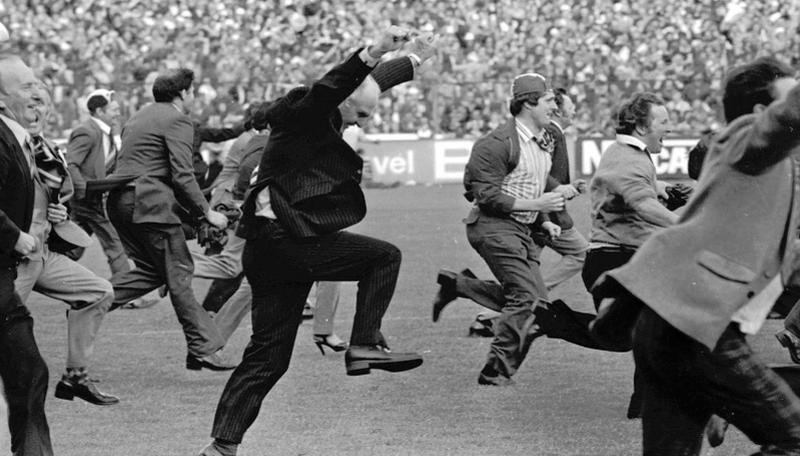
[{"x1": 27, "y1": 185, "x2": 785, "y2": 455}]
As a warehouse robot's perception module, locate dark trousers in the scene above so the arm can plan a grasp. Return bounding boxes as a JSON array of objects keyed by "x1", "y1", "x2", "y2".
[
  {"x1": 455, "y1": 246, "x2": 637, "y2": 352},
  {"x1": 107, "y1": 189, "x2": 223, "y2": 357},
  {"x1": 582, "y1": 247, "x2": 636, "y2": 308},
  {"x1": 202, "y1": 274, "x2": 245, "y2": 313},
  {"x1": 0, "y1": 268, "x2": 52, "y2": 456},
  {"x1": 211, "y1": 219, "x2": 401, "y2": 443},
  {"x1": 634, "y1": 305, "x2": 800, "y2": 455},
  {"x1": 72, "y1": 197, "x2": 130, "y2": 275},
  {"x1": 466, "y1": 215, "x2": 547, "y2": 381},
  {"x1": 783, "y1": 289, "x2": 800, "y2": 337}
]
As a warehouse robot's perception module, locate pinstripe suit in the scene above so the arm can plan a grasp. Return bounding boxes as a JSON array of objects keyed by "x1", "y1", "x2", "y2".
[{"x1": 210, "y1": 51, "x2": 415, "y2": 443}]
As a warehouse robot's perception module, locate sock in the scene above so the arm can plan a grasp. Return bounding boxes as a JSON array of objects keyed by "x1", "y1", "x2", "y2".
[{"x1": 65, "y1": 366, "x2": 87, "y2": 382}]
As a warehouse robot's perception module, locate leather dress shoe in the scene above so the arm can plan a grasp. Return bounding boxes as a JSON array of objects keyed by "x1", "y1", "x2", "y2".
[
  {"x1": 120, "y1": 297, "x2": 159, "y2": 310},
  {"x1": 477, "y1": 374, "x2": 515, "y2": 386},
  {"x1": 345, "y1": 345, "x2": 423, "y2": 376},
  {"x1": 705, "y1": 415, "x2": 729, "y2": 448},
  {"x1": 477, "y1": 366, "x2": 515, "y2": 386},
  {"x1": 467, "y1": 315, "x2": 495, "y2": 337},
  {"x1": 777, "y1": 330, "x2": 800, "y2": 364},
  {"x1": 432, "y1": 269, "x2": 458, "y2": 322},
  {"x1": 55, "y1": 375, "x2": 119, "y2": 406},
  {"x1": 187, "y1": 350, "x2": 238, "y2": 371}
]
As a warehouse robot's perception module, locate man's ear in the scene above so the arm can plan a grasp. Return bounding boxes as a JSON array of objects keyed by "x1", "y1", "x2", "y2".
[{"x1": 753, "y1": 103, "x2": 767, "y2": 114}]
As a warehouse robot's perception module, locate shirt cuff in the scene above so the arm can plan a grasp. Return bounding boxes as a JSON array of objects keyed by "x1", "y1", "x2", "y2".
[
  {"x1": 408, "y1": 53, "x2": 422, "y2": 68},
  {"x1": 359, "y1": 47, "x2": 381, "y2": 67}
]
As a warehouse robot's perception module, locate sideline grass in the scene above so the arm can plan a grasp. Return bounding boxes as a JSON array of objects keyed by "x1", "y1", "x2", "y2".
[{"x1": 27, "y1": 184, "x2": 779, "y2": 455}]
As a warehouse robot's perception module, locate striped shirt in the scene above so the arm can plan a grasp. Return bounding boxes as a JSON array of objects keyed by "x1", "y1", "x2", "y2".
[{"x1": 502, "y1": 120, "x2": 552, "y2": 224}]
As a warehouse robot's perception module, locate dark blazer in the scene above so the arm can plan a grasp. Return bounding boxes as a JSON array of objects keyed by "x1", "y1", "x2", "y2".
[
  {"x1": 610, "y1": 82, "x2": 800, "y2": 349},
  {"x1": 0, "y1": 118, "x2": 34, "y2": 268},
  {"x1": 65, "y1": 119, "x2": 107, "y2": 200},
  {"x1": 546, "y1": 121, "x2": 570, "y2": 184},
  {"x1": 192, "y1": 121, "x2": 247, "y2": 185},
  {"x1": 463, "y1": 118, "x2": 558, "y2": 223},
  {"x1": 543, "y1": 121, "x2": 574, "y2": 230},
  {"x1": 241, "y1": 51, "x2": 414, "y2": 238},
  {"x1": 112, "y1": 103, "x2": 208, "y2": 225},
  {"x1": 233, "y1": 135, "x2": 269, "y2": 200}
]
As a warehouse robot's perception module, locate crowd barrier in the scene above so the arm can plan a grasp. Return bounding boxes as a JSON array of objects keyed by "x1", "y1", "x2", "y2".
[{"x1": 360, "y1": 135, "x2": 699, "y2": 185}]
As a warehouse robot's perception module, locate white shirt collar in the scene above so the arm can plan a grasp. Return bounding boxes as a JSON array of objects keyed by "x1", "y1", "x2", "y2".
[
  {"x1": 616, "y1": 134, "x2": 648, "y2": 152},
  {"x1": 550, "y1": 119, "x2": 565, "y2": 134},
  {"x1": 515, "y1": 118, "x2": 545, "y2": 144},
  {"x1": 0, "y1": 114, "x2": 31, "y2": 149},
  {"x1": 91, "y1": 116, "x2": 111, "y2": 135}
]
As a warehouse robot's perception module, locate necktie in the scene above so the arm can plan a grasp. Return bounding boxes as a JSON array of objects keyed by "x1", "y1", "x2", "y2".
[{"x1": 105, "y1": 134, "x2": 117, "y2": 174}]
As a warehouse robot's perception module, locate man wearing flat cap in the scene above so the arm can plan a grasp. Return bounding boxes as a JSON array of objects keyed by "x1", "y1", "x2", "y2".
[{"x1": 461, "y1": 73, "x2": 567, "y2": 386}]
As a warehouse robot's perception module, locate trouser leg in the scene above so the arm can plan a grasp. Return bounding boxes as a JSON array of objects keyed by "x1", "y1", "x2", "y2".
[
  {"x1": 635, "y1": 305, "x2": 800, "y2": 456},
  {"x1": 32, "y1": 251, "x2": 114, "y2": 369},
  {"x1": 108, "y1": 189, "x2": 223, "y2": 357},
  {"x1": 312, "y1": 281, "x2": 341, "y2": 336},
  {"x1": 214, "y1": 279, "x2": 252, "y2": 343},
  {"x1": 467, "y1": 218, "x2": 546, "y2": 380}
]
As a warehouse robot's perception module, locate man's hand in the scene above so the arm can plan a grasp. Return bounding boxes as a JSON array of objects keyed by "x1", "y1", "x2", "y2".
[
  {"x1": 553, "y1": 184, "x2": 579, "y2": 200},
  {"x1": 541, "y1": 221, "x2": 562, "y2": 239},
  {"x1": 205, "y1": 209, "x2": 229, "y2": 230},
  {"x1": 46, "y1": 203, "x2": 68, "y2": 224},
  {"x1": 533, "y1": 192, "x2": 565, "y2": 213},
  {"x1": 573, "y1": 179, "x2": 587, "y2": 194},
  {"x1": 369, "y1": 25, "x2": 413, "y2": 58},
  {"x1": 655, "y1": 180, "x2": 669, "y2": 200},
  {"x1": 407, "y1": 33, "x2": 438, "y2": 64},
  {"x1": 14, "y1": 232, "x2": 37, "y2": 256}
]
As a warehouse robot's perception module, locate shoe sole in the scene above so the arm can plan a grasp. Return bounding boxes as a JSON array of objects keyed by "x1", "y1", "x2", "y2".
[
  {"x1": 776, "y1": 333, "x2": 800, "y2": 364},
  {"x1": 186, "y1": 358, "x2": 237, "y2": 371},
  {"x1": 346, "y1": 358, "x2": 423, "y2": 376}
]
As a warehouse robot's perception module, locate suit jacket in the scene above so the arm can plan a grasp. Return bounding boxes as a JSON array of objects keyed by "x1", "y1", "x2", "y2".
[
  {"x1": 65, "y1": 119, "x2": 108, "y2": 201},
  {"x1": 463, "y1": 118, "x2": 558, "y2": 224},
  {"x1": 240, "y1": 51, "x2": 415, "y2": 238},
  {"x1": 609, "y1": 83, "x2": 800, "y2": 350},
  {"x1": 543, "y1": 121, "x2": 574, "y2": 230},
  {"x1": 0, "y1": 118, "x2": 34, "y2": 268},
  {"x1": 112, "y1": 103, "x2": 208, "y2": 225},
  {"x1": 192, "y1": 121, "x2": 247, "y2": 184}
]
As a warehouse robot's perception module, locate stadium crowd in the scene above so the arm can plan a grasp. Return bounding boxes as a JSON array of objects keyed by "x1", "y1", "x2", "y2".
[{"x1": 3, "y1": 0, "x2": 800, "y2": 138}]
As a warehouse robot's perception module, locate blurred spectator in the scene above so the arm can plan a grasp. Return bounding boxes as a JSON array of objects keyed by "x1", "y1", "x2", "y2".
[{"x1": 3, "y1": 0, "x2": 799, "y2": 138}]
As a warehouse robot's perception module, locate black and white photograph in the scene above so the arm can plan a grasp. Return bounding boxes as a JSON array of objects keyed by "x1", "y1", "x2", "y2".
[{"x1": 1, "y1": 0, "x2": 800, "y2": 454}]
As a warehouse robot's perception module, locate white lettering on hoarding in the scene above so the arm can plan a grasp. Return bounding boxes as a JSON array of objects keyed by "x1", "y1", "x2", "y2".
[
  {"x1": 434, "y1": 140, "x2": 473, "y2": 182},
  {"x1": 371, "y1": 150, "x2": 416, "y2": 176},
  {"x1": 577, "y1": 138, "x2": 698, "y2": 178},
  {"x1": 580, "y1": 140, "x2": 615, "y2": 176}
]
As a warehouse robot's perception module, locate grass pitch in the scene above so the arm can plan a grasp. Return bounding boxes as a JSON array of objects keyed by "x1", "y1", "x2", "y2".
[{"x1": 27, "y1": 185, "x2": 783, "y2": 455}]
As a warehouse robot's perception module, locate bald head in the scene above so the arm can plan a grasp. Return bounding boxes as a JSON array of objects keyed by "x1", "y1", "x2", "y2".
[
  {"x1": 0, "y1": 54, "x2": 43, "y2": 129},
  {"x1": 339, "y1": 76, "x2": 380, "y2": 128}
]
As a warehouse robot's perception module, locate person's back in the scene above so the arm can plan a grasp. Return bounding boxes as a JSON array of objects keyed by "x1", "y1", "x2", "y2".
[
  {"x1": 588, "y1": 140, "x2": 661, "y2": 249},
  {"x1": 118, "y1": 102, "x2": 188, "y2": 179}
]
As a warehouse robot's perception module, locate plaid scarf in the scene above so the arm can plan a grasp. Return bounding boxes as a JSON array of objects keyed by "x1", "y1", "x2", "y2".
[
  {"x1": 533, "y1": 128, "x2": 555, "y2": 155},
  {"x1": 30, "y1": 134, "x2": 68, "y2": 203}
]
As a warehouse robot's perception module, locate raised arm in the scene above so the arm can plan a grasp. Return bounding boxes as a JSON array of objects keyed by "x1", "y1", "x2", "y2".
[{"x1": 266, "y1": 26, "x2": 415, "y2": 125}]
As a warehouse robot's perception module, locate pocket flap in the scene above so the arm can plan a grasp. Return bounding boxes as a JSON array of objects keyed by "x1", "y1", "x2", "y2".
[{"x1": 696, "y1": 250, "x2": 756, "y2": 284}]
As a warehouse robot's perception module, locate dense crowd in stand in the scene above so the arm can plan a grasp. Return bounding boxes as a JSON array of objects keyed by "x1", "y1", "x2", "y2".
[{"x1": 3, "y1": 0, "x2": 800, "y2": 138}]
